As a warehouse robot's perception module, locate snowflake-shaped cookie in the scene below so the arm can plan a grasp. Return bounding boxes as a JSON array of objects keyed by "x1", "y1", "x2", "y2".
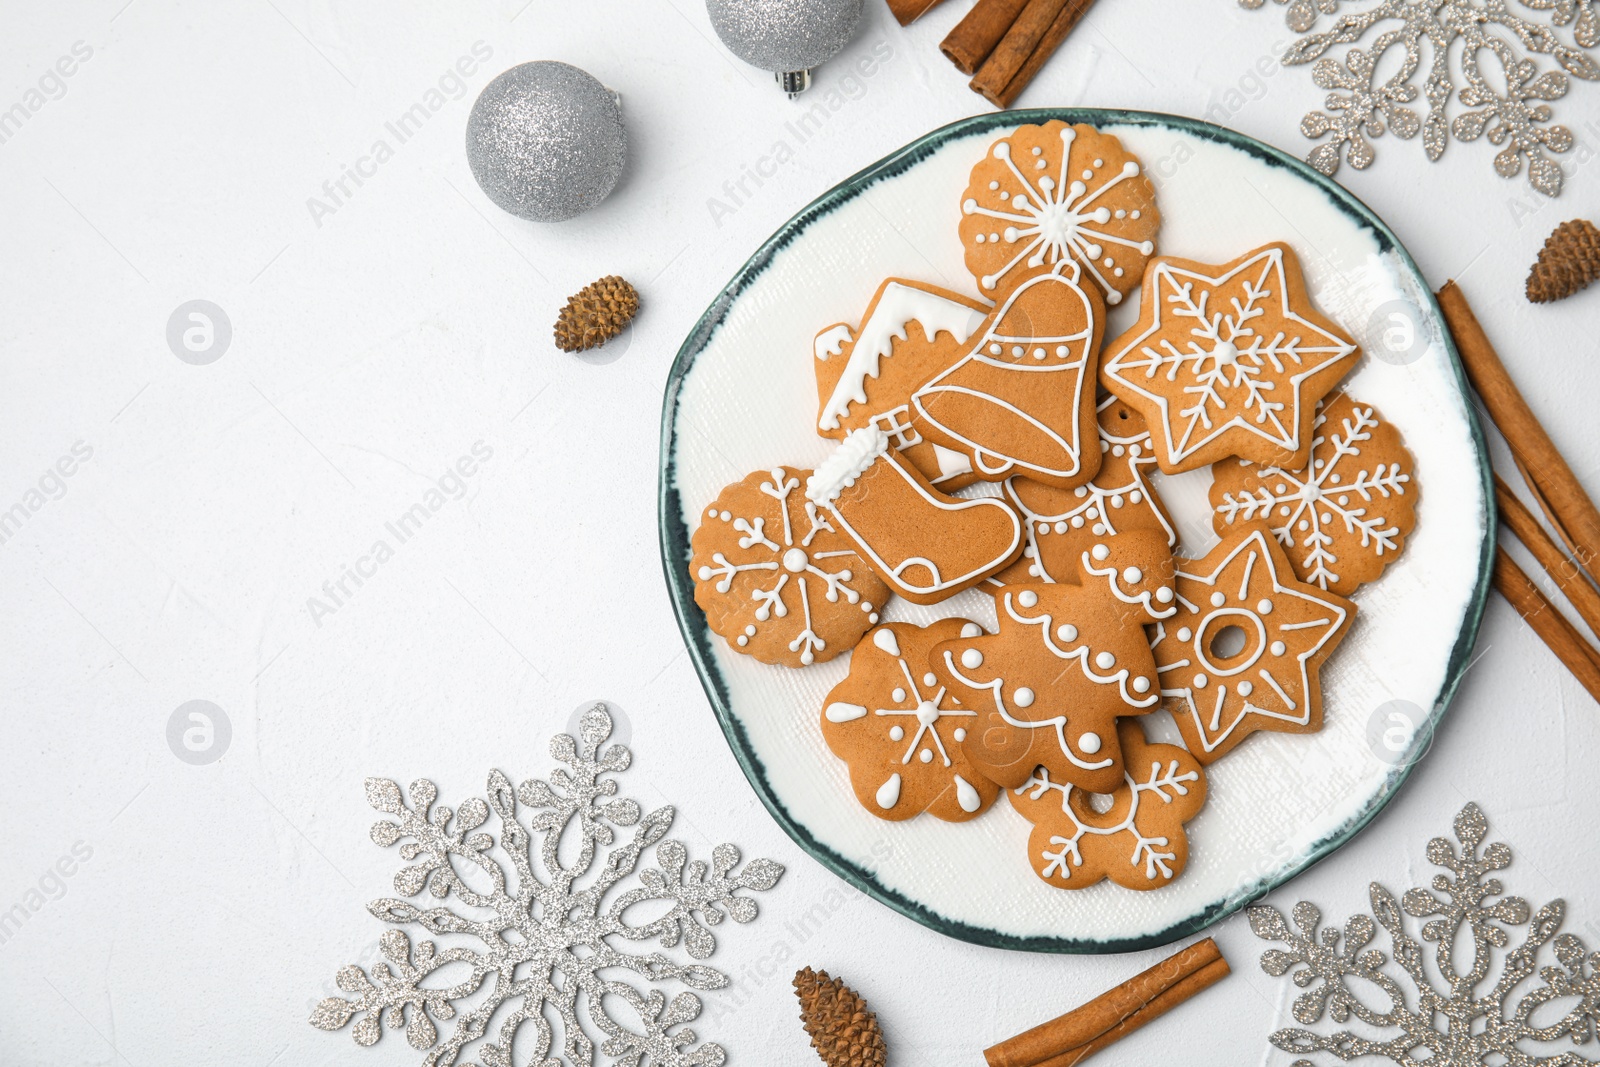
[
  {"x1": 935, "y1": 581, "x2": 1164, "y2": 794},
  {"x1": 1008, "y1": 720, "x2": 1207, "y2": 891},
  {"x1": 988, "y1": 397, "x2": 1177, "y2": 589},
  {"x1": 959, "y1": 120, "x2": 1160, "y2": 305},
  {"x1": 692, "y1": 467, "x2": 888, "y2": 667},
  {"x1": 821, "y1": 620, "x2": 999, "y2": 822},
  {"x1": 1101, "y1": 242, "x2": 1360, "y2": 474},
  {"x1": 1212, "y1": 392, "x2": 1417, "y2": 596},
  {"x1": 1150, "y1": 524, "x2": 1357, "y2": 763}
]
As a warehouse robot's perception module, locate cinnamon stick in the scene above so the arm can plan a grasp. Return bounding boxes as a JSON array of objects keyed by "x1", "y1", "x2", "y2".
[
  {"x1": 1494, "y1": 546, "x2": 1600, "y2": 704},
  {"x1": 1029, "y1": 959, "x2": 1232, "y2": 1067},
  {"x1": 984, "y1": 938, "x2": 1228, "y2": 1067},
  {"x1": 1496, "y1": 474, "x2": 1600, "y2": 645},
  {"x1": 1438, "y1": 280, "x2": 1600, "y2": 584},
  {"x1": 886, "y1": 0, "x2": 946, "y2": 25},
  {"x1": 970, "y1": 0, "x2": 1096, "y2": 109},
  {"x1": 941, "y1": 0, "x2": 1033, "y2": 75}
]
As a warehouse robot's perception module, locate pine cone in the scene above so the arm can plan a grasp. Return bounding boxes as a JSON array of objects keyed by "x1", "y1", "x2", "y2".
[
  {"x1": 794, "y1": 966, "x2": 888, "y2": 1067},
  {"x1": 1527, "y1": 219, "x2": 1600, "y2": 304},
  {"x1": 555, "y1": 275, "x2": 639, "y2": 352}
]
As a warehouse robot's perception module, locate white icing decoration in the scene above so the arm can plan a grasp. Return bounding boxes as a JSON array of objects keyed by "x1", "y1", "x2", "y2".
[
  {"x1": 889, "y1": 725, "x2": 904, "y2": 741},
  {"x1": 813, "y1": 323, "x2": 853, "y2": 362},
  {"x1": 1057, "y1": 623, "x2": 1078, "y2": 641},
  {"x1": 961, "y1": 648, "x2": 983, "y2": 669},
  {"x1": 1018, "y1": 590, "x2": 1038, "y2": 607},
  {"x1": 876, "y1": 774, "x2": 902, "y2": 809},
  {"x1": 873, "y1": 628, "x2": 901, "y2": 658},
  {"x1": 817, "y1": 283, "x2": 988, "y2": 432},
  {"x1": 1078, "y1": 732, "x2": 1101, "y2": 754},
  {"x1": 960, "y1": 622, "x2": 984, "y2": 638},
  {"x1": 826, "y1": 702, "x2": 868, "y2": 722},
  {"x1": 1015, "y1": 686, "x2": 1035, "y2": 707},
  {"x1": 806, "y1": 427, "x2": 888, "y2": 504},
  {"x1": 955, "y1": 775, "x2": 982, "y2": 813}
]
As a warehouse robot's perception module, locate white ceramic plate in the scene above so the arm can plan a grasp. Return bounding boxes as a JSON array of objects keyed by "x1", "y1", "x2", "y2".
[{"x1": 659, "y1": 110, "x2": 1491, "y2": 952}]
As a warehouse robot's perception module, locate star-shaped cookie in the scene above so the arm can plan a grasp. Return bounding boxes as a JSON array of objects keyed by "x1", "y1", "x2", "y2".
[
  {"x1": 1100, "y1": 242, "x2": 1359, "y2": 474},
  {"x1": 1150, "y1": 523, "x2": 1356, "y2": 762},
  {"x1": 934, "y1": 581, "x2": 1163, "y2": 794}
]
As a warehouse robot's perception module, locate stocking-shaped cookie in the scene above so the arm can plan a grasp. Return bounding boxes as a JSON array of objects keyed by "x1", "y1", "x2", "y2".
[
  {"x1": 805, "y1": 427, "x2": 1024, "y2": 605},
  {"x1": 1151, "y1": 523, "x2": 1356, "y2": 762},
  {"x1": 1008, "y1": 720, "x2": 1207, "y2": 891},
  {"x1": 912, "y1": 261, "x2": 1105, "y2": 489},
  {"x1": 933, "y1": 581, "x2": 1162, "y2": 794},
  {"x1": 987, "y1": 397, "x2": 1177, "y2": 589},
  {"x1": 813, "y1": 278, "x2": 989, "y2": 490},
  {"x1": 821, "y1": 620, "x2": 999, "y2": 822}
]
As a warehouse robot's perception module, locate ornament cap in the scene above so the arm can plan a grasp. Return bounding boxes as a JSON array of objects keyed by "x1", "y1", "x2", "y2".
[{"x1": 776, "y1": 69, "x2": 812, "y2": 97}]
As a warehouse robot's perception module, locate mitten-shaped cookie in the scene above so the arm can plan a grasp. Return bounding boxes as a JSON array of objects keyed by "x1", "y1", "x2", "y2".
[
  {"x1": 1008, "y1": 720, "x2": 1207, "y2": 891},
  {"x1": 1151, "y1": 523, "x2": 1356, "y2": 762},
  {"x1": 912, "y1": 261, "x2": 1105, "y2": 489},
  {"x1": 813, "y1": 279, "x2": 989, "y2": 490},
  {"x1": 821, "y1": 620, "x2": 999, "y2": 822},
  {"x1": 933, "y1": 581, "x2": 1163, "y2": 794},
  {"x1": 805, "y1": 428, "x2": 1023, "y2": 605}
]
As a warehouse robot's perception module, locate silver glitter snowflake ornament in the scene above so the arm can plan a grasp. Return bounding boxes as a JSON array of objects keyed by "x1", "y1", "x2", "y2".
[
  {"x1": 1239, "y1": 0, "x2": 1600, "y2": 196},
  {"x1": 309, "y1": 703, "x2": 783, "y2": 1067},
  {"x1": 1249, "y1": 802, "x2": 1600, "y2": 1066}
]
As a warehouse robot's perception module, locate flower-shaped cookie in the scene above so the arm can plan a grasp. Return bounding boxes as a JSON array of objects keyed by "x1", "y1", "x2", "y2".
[
  {"x1": 821, "y1": 620, "x2": 999, "y2": 822},
  {"x1": 1008, "y1": 720, "x2": 1207, "y2": 891},
  {"x1": 1150, "y1": 523, "x2": 1356, "y2": 763},
  {"x1": 692, "y1": 467, "x2": 889, "y2": 668},
  {"x1": 988, "y1": 397, "x2": 1177, "y2": 589},
  {"x1": 935, "y1": 581, "x2": 1163, "y2": 794},
  {"x1": 1100, "y1": 242, "x2": 1360, "y2": 474},
  {"x1": 959, "y1": 121, "x2": 1160, "y2": 306},
  {"x1": 812, "y1": 278, "x2": 989, "y2": 490},
  {"x1": 1211, "y1": 392, "x2": 1417, "y2": 596}
]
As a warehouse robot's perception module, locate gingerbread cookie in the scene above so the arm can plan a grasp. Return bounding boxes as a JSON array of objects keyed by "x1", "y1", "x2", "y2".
[
  {"x1": 692, "y1": 467, "x2": 889, "y2": 667},
  {"x1": 813, "y1": 278, "x2": 989, "y2": 490},
  {"x1": 1150, "y1": 523, "x2": 1356, "y2": 763},
  {"x1": 934, "y1": 581, "x2": 1163, "y2": 794},
  {"x1": 1210, "y1": 392, "x2": 1416, "y2": 596},
  {"x1": 1100, "y1": 242, "x2": 1360, "y2": 474},
  {"x1": 821, "y1": 620, "x2": 1000, "y2": 822},
  {"x1": 959, "y1": 120, "x2": 1160, "y2": 306},
  {"x1": 806, "y1": 428, "x2": 1024, "y2": 605},
  {"x1": 988, "y1": 397, "x2": 1177, "y2": 589},
  {"x1": 911, "y1": 261, "x2": 1105, "y2": 489},
  {"x1": 1008, "y1": 720, "x2": 1207, "y2": 891}
]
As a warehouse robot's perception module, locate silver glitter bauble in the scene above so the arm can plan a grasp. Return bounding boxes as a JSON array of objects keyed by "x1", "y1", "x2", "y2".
[
  {"x1": 706, "y1": 0, "x2": 863, "y2": 96},
  {"x1": 465, "y1": 61, "x2": 625, "y2": 223}
]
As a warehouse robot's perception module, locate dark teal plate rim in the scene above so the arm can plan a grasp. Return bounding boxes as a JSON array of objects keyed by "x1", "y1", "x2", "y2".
[{"x1": 656, "y1": 107, "x2": 1495, "y2": 955}]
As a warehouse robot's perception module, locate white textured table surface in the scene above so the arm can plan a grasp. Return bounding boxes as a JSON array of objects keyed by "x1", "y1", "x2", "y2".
[{"x1": 3, "y1": 2, "x2": 1598, "y2": 1065}]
